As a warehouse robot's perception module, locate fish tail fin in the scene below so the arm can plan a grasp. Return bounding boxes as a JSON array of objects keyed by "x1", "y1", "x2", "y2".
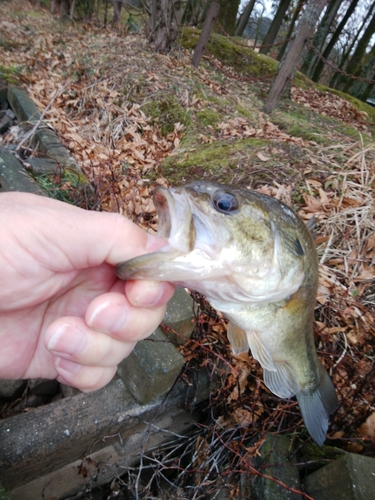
[{"x1": 296, "y1": 366, "x2": 339, "y2": 446}]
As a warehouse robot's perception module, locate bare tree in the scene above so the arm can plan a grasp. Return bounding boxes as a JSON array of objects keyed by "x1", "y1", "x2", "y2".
[
  {"x1": 301, "y1": 0, "x2": 342, "y2": 78},
  {"x1": 259, "y1": 0, "x2": 293, "y2": 55},
  {"x1": 350, "y1": 43, "x2": 375, "y2": 100},
  {"x1": 215, "y1": 0, "x2": 241, "y2": 35},
  {"x1": 312, "y1": 0, "x2": 360, "y2": 83},
  {"x1": 147, "y1": 0, "x2": 178, "y2": 53},
  {"x1": 277, "y1": 0, "x2": 305, "y2": 61},
  {"x1": 338, "y1": 6, "x2": 375, "y2": 92},
  {"x1": 112, "y1": 1, "x2": 123, "y2": 26},
  {"x1": 263, "y1": 0, "x2": 328, "y2": 114},
  {"x1": 235, "y1": 0, "x2": 257, "y2": 37}
]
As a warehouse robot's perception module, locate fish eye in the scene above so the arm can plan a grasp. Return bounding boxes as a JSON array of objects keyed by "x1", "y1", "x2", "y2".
[{"x1": 213, "y1": 192, "x2": 238, "y2": 213}]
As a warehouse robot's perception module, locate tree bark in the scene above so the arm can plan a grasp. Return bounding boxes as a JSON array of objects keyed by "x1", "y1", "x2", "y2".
[
  {"x1": 148, "y1": 0, "x2": 178, "y2": 53},
  {"x1": 216, "y1": 0, "x2": 241, "y2": 36},
  {"x1": 341, "y1": 8, "x2": 375, "y2": 93},
  {"x1": 263, "y1": 0, "x2": 328, "y2": 114},
  {"x1": 277, "y1": 0, "x2": 305, "y2": 61},
  {"x1": 259, "y1": 0, "x2": 293, "y2": 55},
  {"x1": 312, "y1": 0, "x2": 360, "y2": 84},
  {"x1": 192, "y1": 2, "x2": 220, "y2": 67},
  {"x1": 235, "y1": 0, "x2": 256, "y2": 37},
  {"x1": 349, "y1": 43, "x2": 375, "y2": 100},
  {"x1": 301, "y1": 0, "x2": 341, "y2": 78},
  {"x1": 112, "y1": 1, "x2": 122, "y2": 27}
]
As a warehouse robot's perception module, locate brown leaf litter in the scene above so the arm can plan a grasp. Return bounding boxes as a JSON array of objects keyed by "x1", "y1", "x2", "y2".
[{"x1": 1, "y1": 0, "x2": 374, "y2": 475}]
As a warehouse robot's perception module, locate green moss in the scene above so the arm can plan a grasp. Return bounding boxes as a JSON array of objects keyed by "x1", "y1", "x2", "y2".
[
  {"x1": 143, "y1": 95, "x2": 192, "y2": 136},
  {"x1": 0, "y1": 36, "x2": 17, "y2": 51},
  {"x1": 37, "y1": 170, "x2": 95, "y2": 207},
  {"x1": 271, "y1": 100, "x2": 363, "y2": 145},
  {"x1": 195, "y1": 109, "x2": 222, "y2": 127},
  {"x1": 158, "y1": 137, "x2": 279, "y2": 185},
  {"x1": 179, "y1": 28, "x2": 278, "y2": 79},
  {"x1": 0, "y1": 483, "x2": 10, "y2": 500},
  {"x1": 0, "y1": 64, "x2": 22, "y2": 84}
]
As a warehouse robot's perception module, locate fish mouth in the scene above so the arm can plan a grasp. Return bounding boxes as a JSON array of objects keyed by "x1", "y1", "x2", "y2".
[
  {"x1": 153, "y1": 187, "x2": 196, "y2": 253},
  {"x1": 116, "y1": 186, "x2": 196, "y2": 281}
]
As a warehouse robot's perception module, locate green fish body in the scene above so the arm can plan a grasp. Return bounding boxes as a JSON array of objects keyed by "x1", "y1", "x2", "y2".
[{"x1": 116, "y1": 181, "x2": 338, "y2": 445}]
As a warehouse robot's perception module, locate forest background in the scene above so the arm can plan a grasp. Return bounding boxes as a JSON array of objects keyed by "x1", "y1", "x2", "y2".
[{"x1": 0, "y1": 0, "x2": 375, "y2": 498}]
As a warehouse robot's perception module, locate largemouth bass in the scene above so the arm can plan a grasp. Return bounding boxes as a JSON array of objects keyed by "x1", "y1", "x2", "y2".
[{"x1": 116, "y1": 181, "x2": 339, "y2": 445}]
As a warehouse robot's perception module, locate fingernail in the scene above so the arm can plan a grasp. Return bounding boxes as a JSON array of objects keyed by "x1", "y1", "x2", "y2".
[
  {"x1": 87, "y1": 300, "x2": 127, "y2": 333},
  {"x1": 55, "y1": 357, "x2": 81, "y2": 374},
  {"x1": 47, "y1": 324, "x2": 87, "y2": 356},
  {"x1": 132, "y1": 281, "x2": 163, "y2": 307}
]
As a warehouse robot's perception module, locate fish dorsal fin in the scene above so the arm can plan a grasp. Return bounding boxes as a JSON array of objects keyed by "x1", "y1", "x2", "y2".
[
  {"x1": 246, "y1": 330, "x2": 275, "y2": 371},
  {"x1": 263, "y1": 363, "x2": 299, "y2": 399},
  {"x1": 227, "y1": 322, "x2": 249, "y2": 355}
]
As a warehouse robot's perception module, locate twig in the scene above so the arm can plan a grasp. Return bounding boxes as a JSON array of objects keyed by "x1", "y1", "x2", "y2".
[{"x1": 16, "y1": 82, "x2": 70, "y2": 153}]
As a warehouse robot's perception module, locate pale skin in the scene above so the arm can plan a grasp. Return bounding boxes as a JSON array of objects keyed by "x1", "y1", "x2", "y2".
[{"x1": 0, "y1": 192, "x2": 174, "y2": 392}]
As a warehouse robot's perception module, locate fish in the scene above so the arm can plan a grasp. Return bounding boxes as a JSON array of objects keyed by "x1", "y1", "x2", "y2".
[{"x1": 116, "y1": 181, "x2": 339, "y2": 445}]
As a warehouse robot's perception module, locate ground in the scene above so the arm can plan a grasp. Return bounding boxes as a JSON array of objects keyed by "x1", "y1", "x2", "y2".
[{"x1": 0, "y1": 0, "x2": 375, "y2": 498}]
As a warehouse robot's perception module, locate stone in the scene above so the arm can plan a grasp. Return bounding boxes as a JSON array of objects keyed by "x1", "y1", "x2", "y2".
[
  {"x1": 0, "y1": 113, "x2": 12, "y2": 134},
  {"x1": 304, "y1": 452, "x2": 375, "y2": 500},
  {"x1": 0, "y1": 150, "x2": 46, "y2": 195},
  {"x1": 26, "y1": 157, "x2": 60, "y2": 175},
  {"x1": 5, "y1": 109, "x2": 16, "y2": 120},
  {"x1": 7, "y1": 86, "x2": 84, "y2": 176},
  {"x1": 0, "y1": 375, "x2": 209, "y2": 496},
  {"x1": 253, "y1": 434, "x2": 302, "y2": 499},
  {"x1": 0, "y1": 380, "x2": 26, "y2": 400},
  {"x1": 12, "y1": 393, "x2": 49, "y2": 411},
  {"x1": 162, "y1": 288, "x2": 196, "y2": 345},
  {"x1": 28, "y1": 379, "x2": 59, "y2": 396},
  {"x1": 59, "y1": 384, "x2": 82, "y2": 398},
  {"x1": 0, "y1": 78, "x2": 8, "y2": 111},
  {"x1": 7, "y1": 86, "x2": 40, "y2": 123},
  {"x1": 117, "y1": 327, "x2": 185, "y2": 404}
]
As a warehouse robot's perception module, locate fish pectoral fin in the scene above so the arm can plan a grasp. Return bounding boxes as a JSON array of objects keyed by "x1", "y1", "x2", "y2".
[
  {"x1": 263, "y1": 363, "x2": 299, "y2": 399},
  {"x1": 246, "y1": 330, "x2": 275, "y2": 371},
  {"x1": 296, "y1": 366, "x2": 339, "y2": 446},
  {"x1": 227, "y1": 322, "x2": 249, "y2": 355}
]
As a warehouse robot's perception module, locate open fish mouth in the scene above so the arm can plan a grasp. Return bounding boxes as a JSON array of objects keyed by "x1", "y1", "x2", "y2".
[
  {"x1": 152, "y1": 187, "x2": 196, "y2": 253},
  {"x1": 116, "y1": 186, "x2": 204, "y2": 282}
]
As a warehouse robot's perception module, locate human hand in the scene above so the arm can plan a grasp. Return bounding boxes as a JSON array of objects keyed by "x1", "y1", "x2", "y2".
[{"x1": 0, "y1": 192, "x2": 174, "y2": 391}]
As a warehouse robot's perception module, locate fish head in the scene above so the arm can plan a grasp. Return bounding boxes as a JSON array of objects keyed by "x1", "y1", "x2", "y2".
[{"x1": 116, "y1": 181, "x2": 307, "y2": 304}]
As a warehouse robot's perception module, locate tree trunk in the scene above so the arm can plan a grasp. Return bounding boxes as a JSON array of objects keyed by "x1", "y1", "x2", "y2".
[
  {"x1": 235, "y1": 0, "x2": 256, "y2": 37},
  {"x1": 263, "y1": 0, "x2": 328, "y2": 114},
  {"x1": 329, "y1": 11, "x2": 367, "y2": 88},
  {"x1": 112, "y1": 1, "x2": 122, "y2": 27},
  {"x1": 301, "y1": 0, "x2": 341, "y2": 78},
  {"x1": 216, "y1": 0, "x2": 241, "y2": 36},
  {"x1": 312, "y1": 0, "x2": 360, "y2": 83},
  {"x1": 349, "y1": 43, "x2": 375, "y2": 100},
  {"x1": 259, "y1": 0, "x2": 293, "y2": 55},
  {"x1": 85, "y1": 0, "x2": 93, "y2": 20},
  {"x1": 148, "y1": 0, "x2": 178, "y2": 53},
  {"x1": 277, "y1": 0, "x2": 305, "y2": 61},
  {"x1": 341, "y1": 8, "x2": 375, "y2": 93},
  {"x1": 359, "y1": 70, "x2": 375, "y2": 102},
  {"x1": 192, "y1": 2, "x2": 220, "y2": 67},
  {"x1": 69, "y1": 0, "x2": 76, "y2": 19}
]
